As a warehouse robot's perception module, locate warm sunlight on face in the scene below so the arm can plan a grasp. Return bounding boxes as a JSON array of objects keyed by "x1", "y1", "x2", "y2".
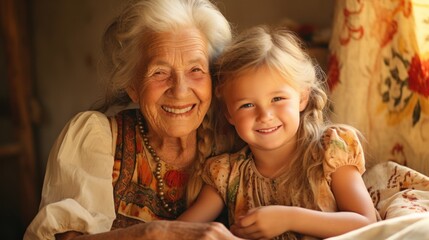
[
  {"x1": 127, "y1": 28, "x2": 211, "y2": 138},
  {"x1": 223, "y1": 65, "x2": 305, "y2": 152}
]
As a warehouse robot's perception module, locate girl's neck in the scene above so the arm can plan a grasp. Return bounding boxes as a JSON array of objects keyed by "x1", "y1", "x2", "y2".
[{"x1": 250, "y1": 143, "x2": 296, "y2": 179}]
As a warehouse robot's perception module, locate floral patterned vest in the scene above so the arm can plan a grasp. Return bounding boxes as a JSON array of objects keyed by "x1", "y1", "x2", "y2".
[{"x1": 110, "y1": 109, "x2": 189, "y2": 229}]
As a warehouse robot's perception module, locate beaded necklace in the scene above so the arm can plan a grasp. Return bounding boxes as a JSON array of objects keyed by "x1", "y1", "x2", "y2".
[{"x1": 137, "y1": 113, "x2": 173, "y2": 213}]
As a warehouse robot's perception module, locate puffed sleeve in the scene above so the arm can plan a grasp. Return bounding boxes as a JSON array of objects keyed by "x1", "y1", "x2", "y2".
[
  {"x1": 322, "y1": 126, "x2": 366, "y2": 185},
  {"x1": 201, "y1": 153, "x2": 231, "y2": 203},
  {"x1": 24, "y1": 111, "x2": 116, "y2": 240}
]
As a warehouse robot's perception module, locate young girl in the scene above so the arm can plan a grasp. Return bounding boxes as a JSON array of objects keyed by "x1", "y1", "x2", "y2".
[{"x1": 178, "y1": 25, "x2": 377, "y2": 239}]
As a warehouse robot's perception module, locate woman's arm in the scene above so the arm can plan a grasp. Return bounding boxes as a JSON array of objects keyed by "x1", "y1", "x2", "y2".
[
  {"x1": 57, "y1": 221, "x2": 241, "y2": 240},
  {"x1": 56, "y1": 231, "x2": 83, "y2": 240},
  {"x1": 24, "y1": 112, "x2": 116, "y2": 240},
  {"x1": 231, "y1": 165, "x2": 377, "y2": 239},
  {"x1": 178, "y1": 184, "x2": 225, "y2": 222}
]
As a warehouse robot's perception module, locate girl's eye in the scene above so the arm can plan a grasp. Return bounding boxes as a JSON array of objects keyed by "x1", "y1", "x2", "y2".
[
  {"x1": 272, "y1": 97, "x2": 284, "y2": 102},
  {"x1": 239, "y1": 103, "x2": 254, "y2": 109}
]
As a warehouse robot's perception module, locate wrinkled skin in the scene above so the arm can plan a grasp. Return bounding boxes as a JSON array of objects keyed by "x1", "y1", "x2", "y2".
[{"x1": 56, "y1": 221, "x2": 242, "y2": 240}]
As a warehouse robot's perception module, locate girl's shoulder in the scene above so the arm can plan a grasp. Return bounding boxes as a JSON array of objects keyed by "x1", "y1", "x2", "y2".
[
  {"x1": 322, "y1": 124, "x2": 361, "y2": 145},
  {"x1": 321, "y1": 124, "x2": 366, "y2": 179},
  {"x1": 321, "y1": 124, "x2": 363, "y2": 153},
  {"x1": 201, "y1": 146, "x2": 251, "y2": 198},
  {"x1": 206, "y1": 146, "x2": 251, "y2": 166}
]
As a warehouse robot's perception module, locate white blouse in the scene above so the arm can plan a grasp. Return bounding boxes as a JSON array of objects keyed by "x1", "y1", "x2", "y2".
[{"x1": 24, "y1": 111, "x2": 117, "y2": 240}]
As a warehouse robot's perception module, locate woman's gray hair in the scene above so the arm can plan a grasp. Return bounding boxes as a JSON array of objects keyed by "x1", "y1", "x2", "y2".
[{"x1": 98, "y1": 0, "x2": 231, "y2": 111}]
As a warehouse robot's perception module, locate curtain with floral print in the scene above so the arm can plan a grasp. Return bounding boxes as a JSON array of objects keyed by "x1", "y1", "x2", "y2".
[{"x1": 328, "y1": 0, "x2": 429, "y2": 175}]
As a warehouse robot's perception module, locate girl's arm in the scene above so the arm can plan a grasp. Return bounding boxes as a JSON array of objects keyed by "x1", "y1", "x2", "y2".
[
  {"x1": 231, "y1": 165, "x2": 377, "y2": 239},
  {"x1": 178, "y1": 184, "x2": 225, "y2": 222}
]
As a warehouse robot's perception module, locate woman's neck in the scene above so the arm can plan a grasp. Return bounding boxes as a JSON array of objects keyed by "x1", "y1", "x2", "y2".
[{"x1": 147, "y1": 131, "x2": 198, "y2": 169}]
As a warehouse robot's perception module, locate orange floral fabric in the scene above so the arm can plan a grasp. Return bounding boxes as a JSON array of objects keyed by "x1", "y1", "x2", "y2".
[{"x1": 328, "y1": 0, "x2": 429, "y2": 175}]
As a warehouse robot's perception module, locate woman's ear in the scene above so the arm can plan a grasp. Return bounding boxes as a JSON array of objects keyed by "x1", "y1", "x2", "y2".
[
  {"x1": 299, "y1": 88, "x2": 310, "y2": 112},
  {"x1": 126, "y1": 85, "x2": 139, "y2": 103}
]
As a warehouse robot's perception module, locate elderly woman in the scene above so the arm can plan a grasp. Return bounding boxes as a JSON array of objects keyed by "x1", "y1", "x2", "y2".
[{"x1": 24, "y1": 0, "x2": 240, "y2": 239}]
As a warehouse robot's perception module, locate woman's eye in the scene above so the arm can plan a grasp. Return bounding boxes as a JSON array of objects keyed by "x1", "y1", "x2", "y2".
[
  {"x1": 188, "y1": 66, "x2": 207, "y2": 79},
  {"x1": 272, "y1": 97, "x2": 284, "y2": 102},
  {"x1": 154, "y1": 69, "x2": 167, "y2": 75},
  {"x1": 190, "y1": 67, "x2": 207, "y2": 76},
  {"x1": 150, "y1": 69, "x2": 170, "y2": 80},
  {"x1": 191, "y1": 67, "x2": 202, "y2": 72},
  {"x1": 239, "y1": 103, "x2": 254, "y2": 109}
]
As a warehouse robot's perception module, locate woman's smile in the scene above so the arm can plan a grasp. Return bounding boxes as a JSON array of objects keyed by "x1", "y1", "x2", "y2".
[{"x1": 161, "y1": 104, "x2": 196, "y2": 115}]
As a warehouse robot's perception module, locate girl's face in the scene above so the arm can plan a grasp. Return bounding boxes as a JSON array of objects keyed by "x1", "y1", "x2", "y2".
[
  {"x1": 223, "y1": 65, "x2": 308, "y2": 152},
  {"x1": 127, "y1": 28, "x2": 212, "y2": 138}
]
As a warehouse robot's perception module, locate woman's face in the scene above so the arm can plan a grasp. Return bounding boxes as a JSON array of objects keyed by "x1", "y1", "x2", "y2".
[{"x1": 127, "y1": 28, "x2": 211, "y2": 139}]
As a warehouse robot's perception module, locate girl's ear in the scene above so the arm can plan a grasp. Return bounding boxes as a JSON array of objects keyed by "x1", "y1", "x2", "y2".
[
  {"x1": 126, "y1": 85, "x2": 139, "y2": 103},
  {"x1": 224, "y1": 110, "x2": 235, "y2": 126},
  {"x1": 299, "y1": 89, "x2": 310, "y2": 112}
]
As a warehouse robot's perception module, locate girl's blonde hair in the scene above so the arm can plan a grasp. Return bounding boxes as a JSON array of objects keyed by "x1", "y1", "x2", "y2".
[
  {"x1": 215, "y1": 25, "x2": 343, "y2": 208},
  {"x1": 99, "y1": 0, "x2": 232, "y2": 206}
]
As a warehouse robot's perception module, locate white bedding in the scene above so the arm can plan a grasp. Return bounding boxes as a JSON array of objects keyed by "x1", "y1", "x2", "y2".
[
  {"x1": 329, "y1": 161, "x2": 429, "y2": 239},
  {"x1": 328, "y1": 213, "x2": 429, "y2": 240}
]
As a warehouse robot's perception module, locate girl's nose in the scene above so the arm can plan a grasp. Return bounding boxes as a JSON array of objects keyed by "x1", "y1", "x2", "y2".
[{"x1": 257, "y1": 107, "x2": 273, "y2": 123}]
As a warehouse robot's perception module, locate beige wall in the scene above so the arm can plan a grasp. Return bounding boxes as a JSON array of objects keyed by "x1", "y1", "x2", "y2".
[
  {"x1": 220, "y1": 0, "x2": 334, "y2": 31},
  {"x1": 33, "y1": 0, "x2": 123, "y2": 168},
  {"x1": 33, "y1": 0, "x2": 334, "y2": 169}
]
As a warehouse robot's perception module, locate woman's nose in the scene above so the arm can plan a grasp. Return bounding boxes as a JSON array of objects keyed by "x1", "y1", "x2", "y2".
[{"x1": 170, "y1": 72, "x2": 189, "y2": 98}]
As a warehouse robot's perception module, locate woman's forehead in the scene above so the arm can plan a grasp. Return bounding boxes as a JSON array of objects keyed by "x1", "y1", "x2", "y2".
[{"x1": 145, "y1": 29, "x2": 209, "y2": 56}]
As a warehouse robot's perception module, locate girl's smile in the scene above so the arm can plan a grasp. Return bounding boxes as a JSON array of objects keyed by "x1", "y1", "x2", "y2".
[
  {"x1": 255, "y1": 125, "x2": 282, "y2": 134},
  {"x1": 223, "y1": 65, "x2": 307, "y2": 153}
]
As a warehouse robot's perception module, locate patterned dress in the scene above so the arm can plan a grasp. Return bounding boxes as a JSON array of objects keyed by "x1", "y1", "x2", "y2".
[{"x1": 202, "y1": 127, "x2": 366, "y2": 240}]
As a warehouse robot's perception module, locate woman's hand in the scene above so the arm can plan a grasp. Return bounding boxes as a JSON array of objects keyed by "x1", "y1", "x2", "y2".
[
  {"x1": 139, "y1": 221, "x2": 244, "y2": 240},
  {"x1": 230, "y1": 206, "x2": 289, "y2": 239},
  {"x1": 57, "y1": 220, "x2": 244, "y2": 240}
]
